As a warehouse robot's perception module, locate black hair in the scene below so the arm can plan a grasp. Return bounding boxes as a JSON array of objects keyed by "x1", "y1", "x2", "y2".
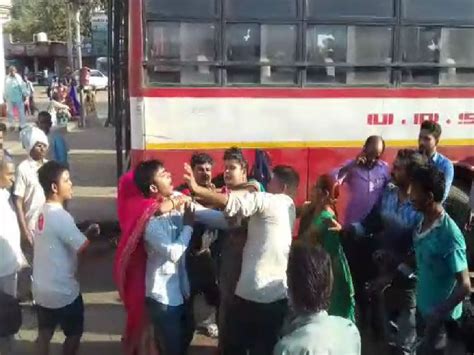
[
  {"x1": 287, "y1": 241, "x2": 333, "y2": 314},
  {"x1": 38, "y1": 161, "x2": 69, "y2": 197},
  {"x1": 223, "y1": 147, "x2": 248, "y2": 170},
  {"x1": 191, "y1": 152, "x2": 214, "y2": 169},
  {"x1": 273, "y1": 165, "x2": 300, "y2": 190},
  {"x1": 134, "y1": 159, "x2": 164, "y2": 197},
  {"x1": 411, "y1": 165, "x2": 445, "y2": 203},
  {"x1": 420, "y1": 120, "x2": 442, "y2": 141},
  {"x1": 395, "y1": 149, "x2": 428, "y2": 177},
  {"x1": 364, "y1": 135, "x2": 386, "y2": 153},
  {"x1": 0, "y1": 123, "x2": 6, "y2": 132},
  {"x1": 38, "y1": 111, "x2": 52, "y2": 124}
]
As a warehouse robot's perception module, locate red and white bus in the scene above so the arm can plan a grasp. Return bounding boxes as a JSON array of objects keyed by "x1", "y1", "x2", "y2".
[{"x1": 126, "y1": 0, "x2": 474, "y2": 211}]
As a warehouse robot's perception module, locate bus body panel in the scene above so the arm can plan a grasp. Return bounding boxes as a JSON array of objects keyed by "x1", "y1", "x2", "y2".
[{"x1": 130, "y1": 145, "x2": 471, "y2": 224}]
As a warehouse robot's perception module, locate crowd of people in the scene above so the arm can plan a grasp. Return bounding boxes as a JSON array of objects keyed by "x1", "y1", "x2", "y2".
[
  {"x1": 3, "y1": 65, "x2": 80, "y2": 132},
  {"x1": 0, "y1": 115, "x2": 472, "y2": 355}
]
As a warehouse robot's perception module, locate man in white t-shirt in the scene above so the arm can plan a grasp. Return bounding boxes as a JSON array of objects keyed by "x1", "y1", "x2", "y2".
[
  {"x1": 0, "y1": 157, "x2": 26, "y2": 354},
  {"x1": 33, "y1": 161, "x2": 99, "y2": 355},
  {"x1": 14, "y1": 126, "x2": 49, "y2": 242},
  {"x1": 183, "y1": 163, "x2": 300, "y2": 355},
  {"x1": 14, "y1": 126, "x2": 49, "y2": 301}
]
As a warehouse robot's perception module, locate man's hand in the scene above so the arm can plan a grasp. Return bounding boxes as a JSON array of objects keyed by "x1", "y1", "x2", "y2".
[
  {"x1": 356, "y1": 152, "x2": 368, "y2": 166},
  {"x1": 183, "y1": 202, "x2": 195, "y2": 226},
  {"x1": 326, "y1": 218, "x2": 342, "y2": 232},
  {"x1": 85, "y1": 223, "x2": 101, "y2": 239},
  {"x1": 184, "y1": 163, "x2": 199, "y2": 192},
  {"x1": 172, "y1": 195, "x2": 192, "y2": 210}
]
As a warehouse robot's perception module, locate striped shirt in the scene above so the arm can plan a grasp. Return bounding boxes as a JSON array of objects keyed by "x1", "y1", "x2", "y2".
[
  {"x1": 353, "y1": 183, "x2": 422, "y2": 253},
  {"x1": 379, "y1": 184, "x2": 422, "y2": 231}
]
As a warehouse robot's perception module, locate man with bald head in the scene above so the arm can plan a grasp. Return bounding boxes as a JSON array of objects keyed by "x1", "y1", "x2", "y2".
[{"x1": 335, "y1": 135, "x2": 390, "y2": 226}]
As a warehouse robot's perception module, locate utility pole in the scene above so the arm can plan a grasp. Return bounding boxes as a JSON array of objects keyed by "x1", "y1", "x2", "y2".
[
  {"x1": 66, "y1": 2, "x2": 74, "y2": 68},
  {"x1": 71, "y1": 0, "x2": 85, "y2": 127},
  {"x1": 73, "y1": 1, "x2": 83, "y2": 69}
]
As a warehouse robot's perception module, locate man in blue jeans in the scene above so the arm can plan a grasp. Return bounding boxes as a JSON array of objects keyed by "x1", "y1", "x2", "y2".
[
  {"x1": 410, "y1": 165, "x2": 470, "y2": 354},
  {"x1": 135, "y1": 160, "x2": 226, "y2": 355}
]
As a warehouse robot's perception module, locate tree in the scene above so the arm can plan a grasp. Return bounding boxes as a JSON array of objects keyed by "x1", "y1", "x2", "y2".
[{"x1": 5, "y1": 0, "x2": 107, "y2": 43}]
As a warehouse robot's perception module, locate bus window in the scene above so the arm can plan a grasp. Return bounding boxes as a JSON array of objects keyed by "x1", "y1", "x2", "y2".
[
  {"x1": 260, "y1": 25, "x2": 298, "y2": 84},
  {"x1": 146, "y1": 0, "x2": 216, "y2": 18},
  {"x1": 402, "y1": 0, "x2": 474, "y2": 22},
  {"x1": 306, "y1": 25, "x2": 346, "y2": 84},
  {"x1": 306, "y1": 0, "x2": 394, "y2": 18},
  {"x1": 147, "y1": 22, "x2": 218, "y2": 84},
  {"x1": 401, "y1": 27, "x2": 441, "y2": 84},
  {"x1": 225, "y1": 0, "x2": 297, "y2": 19},
  {"x1": 225, "y1": 24, "x2": 298, "y2": 84},
  {"x1": 438, "y1": 28, "x2": 474, "y2": 85},
  {"x1": 306, "y1": 25, "x2": 392, "y2": 84}
]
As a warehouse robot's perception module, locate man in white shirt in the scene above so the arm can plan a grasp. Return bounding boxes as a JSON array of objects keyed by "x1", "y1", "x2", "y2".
[
  {"x1": 33, "y1": 161, "x2": 99, "y2": 355},
  {"x1": 0, "y1": 157, "x2": 26, "y2": 354},
  {"x1": 184, "y1": 163, "x2": 300, "y2": 355},
  {"x1": 14, "y1": 126, "x2": 49, "y2": 301},
  {"x1": 15, "y1": 126, "x2": 49, "y2": 242},
  {"x1": 134, "y1": 160, "x2": 226, "y2": 355}
]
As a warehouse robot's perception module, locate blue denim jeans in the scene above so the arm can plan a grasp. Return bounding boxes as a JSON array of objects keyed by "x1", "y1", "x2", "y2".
[{"x1": 146, "y1": 298, "x2": 194, "y2": 355}]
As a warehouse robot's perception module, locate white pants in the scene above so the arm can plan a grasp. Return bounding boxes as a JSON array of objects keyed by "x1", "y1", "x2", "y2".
[{"x1": 0, "y1": 273, "x2": 18, "y2": 355}]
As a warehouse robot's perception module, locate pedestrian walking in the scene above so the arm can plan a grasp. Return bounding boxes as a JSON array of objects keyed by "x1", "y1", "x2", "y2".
[{"x1": 4, "y1": 66, "x2": 27, "y2": 130}]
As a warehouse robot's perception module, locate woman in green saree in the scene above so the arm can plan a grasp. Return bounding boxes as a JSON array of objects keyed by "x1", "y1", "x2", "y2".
[{"x1": 298, "y1": 174, "x2": 356, "y2": 323}]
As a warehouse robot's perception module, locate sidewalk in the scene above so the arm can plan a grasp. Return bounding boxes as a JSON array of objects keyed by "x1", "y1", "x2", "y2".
[
  {"x1": 2, "y1": 89, "x2": 218, "y2": 354},
  {"x1": 2, "y1": 89, "x2": 118, "y2": 224}
]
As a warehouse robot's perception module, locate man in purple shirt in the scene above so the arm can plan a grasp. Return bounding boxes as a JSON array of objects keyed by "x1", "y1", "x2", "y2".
[
  {"x1": 335, "y1": 135, "x2": 390, "y2": 226},
  {"x1": 334, "y1": 135, "x2": 389, "y2": 329}
]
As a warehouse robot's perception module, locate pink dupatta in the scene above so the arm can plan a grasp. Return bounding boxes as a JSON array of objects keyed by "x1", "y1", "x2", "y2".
[{"x1": 114, "y1": 171, "x2": 161, "y2": 355}]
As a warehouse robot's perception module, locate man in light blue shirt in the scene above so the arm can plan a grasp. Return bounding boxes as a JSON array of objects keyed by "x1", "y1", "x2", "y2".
[
  {"x1": 418, "y1": 120, "x2": 454, "y2": 203},
  {"x1": 349, "y1": 149, "x2": 425, "y2": 354},
  {"x1": 134, "y1": 160, "x2": 226, "y2": 355},
  {"x1": 4, "y1": 66, "x2": 27, "y2": 130},
  {"x1": 410, "y1": 165, "x2": 470, "y2": 355}
]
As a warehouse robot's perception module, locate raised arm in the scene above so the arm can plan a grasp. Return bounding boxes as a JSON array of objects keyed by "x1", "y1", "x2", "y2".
[{"x1": 183, "y1": 163, "x2": 229, "y2": 209}]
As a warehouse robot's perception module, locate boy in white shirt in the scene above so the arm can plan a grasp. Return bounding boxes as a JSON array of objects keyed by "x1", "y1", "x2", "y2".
[
  {"x1": 33, "y1": 161, "x2": 99, "y2": 355},
  {"x1": 0, "y1": 157, "x2": 26, "y2": 354}
]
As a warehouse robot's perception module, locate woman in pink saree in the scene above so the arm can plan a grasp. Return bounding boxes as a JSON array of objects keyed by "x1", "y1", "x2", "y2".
[{"x1": 114, "y1": 171, "x2": 161, "y2": 355}]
